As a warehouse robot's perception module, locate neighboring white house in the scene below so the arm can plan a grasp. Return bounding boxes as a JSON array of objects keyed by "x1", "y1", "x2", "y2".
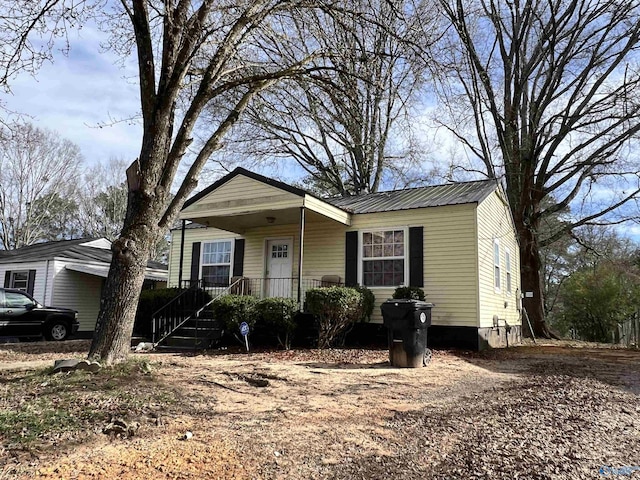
[
  {"x1": 0, "y1": 238, "x2": 168, "y2": 335},
  {"x1": 167, "y1": 168, "x2": 522, "y2": 350}
]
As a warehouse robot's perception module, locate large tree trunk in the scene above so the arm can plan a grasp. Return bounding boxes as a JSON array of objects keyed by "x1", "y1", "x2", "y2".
[
  {"x1": 88, "y1": 213, "x2": 158, "y2": 365},
  {"x1": 517, "y1": 223, "x2": 556, "y2": 338}
]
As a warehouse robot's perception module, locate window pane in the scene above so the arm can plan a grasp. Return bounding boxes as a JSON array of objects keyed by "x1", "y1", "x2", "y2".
[
  {"x1": 383, "y1": 244, "x2": 394, "y2": 256},
  {"x1": 5, "y1": 291, "x2": 33, "y2": 308},
  {"x1": 202, "y1": 265, "x2": 230, "y2": 287},
  {"x1": 363, "y1": 260, "x2": 404, "y2": 286},
  {"x1": 11, "y1": 271, "x2": 28, "y2": 290},
  {"x1": 394, "y1": 244, "x2": 404, "y2": 256},
  {"x1": 373, "y1": 245, "x2": 383, "y2": 257},
  {"x1": 363, "y1": 232, "x2": 372, "y2": 245},
  {"x1": 373, "y1": 232, "x2": 383, "y2": 244},
  {"x1": 394, "y1": 231, "x2": 404, "y2": 243},
  {"x1": 203, "y1": 241, "x2": 231, "y2": 265}
]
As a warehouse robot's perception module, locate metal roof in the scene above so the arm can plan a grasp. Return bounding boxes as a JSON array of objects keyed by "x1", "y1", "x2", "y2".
[
  {"x1": 0, "y1": 238, "x2": 167, "y2": 270},
  {"x1": 324, "y1": 180, "x2": 498, "y2": 214}
]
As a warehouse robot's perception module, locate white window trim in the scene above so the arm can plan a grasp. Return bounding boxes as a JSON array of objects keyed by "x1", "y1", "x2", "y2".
[
  {"x1": 200, "y1": 239, "x2": 235, "y2": 285},
  {"x1": 10, "y1": 270, "x2": 29, "y2": 291},
  {"x1": 505, "y1": 247, "x2": 512, "y2": 294},
  {"x1": 493, "y1": 238, "x2": 501, "y2": 293},
  {"x1": 357, "y1": 226, "x2": 409, "y2": 289}
]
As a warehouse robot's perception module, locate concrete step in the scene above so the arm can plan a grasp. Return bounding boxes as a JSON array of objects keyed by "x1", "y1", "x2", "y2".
[
  {"x1": 174, "y1": 326, "x2": 223, "y2": 338},
  {"x1": 162, "y1": 335, "x2": 215, "y2": 349}
]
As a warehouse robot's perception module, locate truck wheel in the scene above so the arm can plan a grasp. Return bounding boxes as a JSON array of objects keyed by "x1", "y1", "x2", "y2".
[{"x1": 46, "y1": 321, "x2": 69, "y2": 341}]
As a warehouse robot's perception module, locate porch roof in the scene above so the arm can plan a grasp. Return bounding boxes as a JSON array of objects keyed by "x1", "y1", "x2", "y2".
[
  {"x1": 179, "y1": 168, "x2": 499, "y2": 234},
  {"x1": 179, "y1": 168, "x2": 351, "y2": 233}
]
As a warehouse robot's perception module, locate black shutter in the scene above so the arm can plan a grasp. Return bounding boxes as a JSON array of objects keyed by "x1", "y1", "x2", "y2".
[
  {"x1": 27, "y1": 270, "x2": 36, "y2": 296},
  {"x1": 4, "y1": 271, "x2": 11, "y2": 288},
  {"x1": 190, "y1": 242, "x2": 201, "y2": 285},
  {"x1": 233, "y1": 239, "x2": 245, "y2": 277},
  {"x1": 345, "y1": 231, "x2": 358, "y2": 287},
  {"x1": 409, "y1": 226, "x2": 424, "y2": 287}
]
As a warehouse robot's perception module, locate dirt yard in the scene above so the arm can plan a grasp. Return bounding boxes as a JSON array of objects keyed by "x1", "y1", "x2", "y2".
[{"x1": 1, "y1": 340, "x2": 639, "y2": 479}]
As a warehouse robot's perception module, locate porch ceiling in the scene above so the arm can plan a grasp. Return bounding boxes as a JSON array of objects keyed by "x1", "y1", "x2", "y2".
[{"x1": 183, "y1": 207, "x2": 347, "y2": 234}]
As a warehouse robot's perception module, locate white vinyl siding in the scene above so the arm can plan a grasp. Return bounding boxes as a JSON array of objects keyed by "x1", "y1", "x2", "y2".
[
  {"x1": 0, "y1": 261, "x2": 48, "y2": 303},
  {"x1": 505, "y1": 248, "x2": 512, "y2": 294},
  {"x1": 51, "y1": 260, "x2": 103, "y2": 332},
  {"x1": 476, "y1": 190, "x2": 521, "y2": 328},
  {"x1": 351, "y1": 206, "x2": 479, "y2": 325},
  {"x1": 180, "y1": 175, "x2": 303, "y2": 222},
  {"x1": 493, "y1": 239, "x2": 501, "y2": 292}
]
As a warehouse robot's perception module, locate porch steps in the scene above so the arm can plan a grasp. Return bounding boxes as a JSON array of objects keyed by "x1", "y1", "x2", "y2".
[{"x1": 158, "y1": 315, "x2": 224, "y2": 350}]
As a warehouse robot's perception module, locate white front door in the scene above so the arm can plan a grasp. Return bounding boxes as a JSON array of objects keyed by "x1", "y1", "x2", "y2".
[{"x1": 266, "y1": 239, "x2": 293, "y2": 298}]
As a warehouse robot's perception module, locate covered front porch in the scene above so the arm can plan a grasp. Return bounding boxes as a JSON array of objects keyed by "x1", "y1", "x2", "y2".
[{"x1": 174, "y1": 167, "x2": 352, "y2": 307}]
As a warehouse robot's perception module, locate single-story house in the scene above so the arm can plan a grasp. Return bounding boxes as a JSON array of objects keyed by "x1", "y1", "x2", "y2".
[
  {"x1": 0, "y1": 238, "x2": 168, "y2": 335},
  {"x1": 167, "y1": 167, "x2": 522, "y2": 349}
]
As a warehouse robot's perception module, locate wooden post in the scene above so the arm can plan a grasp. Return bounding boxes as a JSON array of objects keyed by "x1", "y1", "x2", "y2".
[{"x1": 178, "y1": 220, "x2": 186, "y2": 288}]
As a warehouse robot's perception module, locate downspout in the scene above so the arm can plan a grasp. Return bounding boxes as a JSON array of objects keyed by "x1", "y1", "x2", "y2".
[
  {"x1": 43, "y1": 260, "x2": 50, "y2": 305},
  {"x1": 297, "y1": 205, "x2": 305, "y2": 309},
  {"x1": 178, "y1": 220, "x2": 186, "y2": 288}
]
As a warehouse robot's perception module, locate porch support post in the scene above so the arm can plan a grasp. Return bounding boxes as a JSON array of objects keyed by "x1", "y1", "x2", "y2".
[
  {"x1": 178, "y1": 219, "x2": 186, "y2": 288},
  {"x1": 297, "y1": 206, "x2": 305, "y2": 308}
]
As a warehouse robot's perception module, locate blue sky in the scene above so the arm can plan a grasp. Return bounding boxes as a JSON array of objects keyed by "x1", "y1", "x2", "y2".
[
  {"x1": 2, "y1": 23, "x2": 638, "y2": 243},
  {"x1": 3, "y1": 26, "x2": 142, "y2": 165}
]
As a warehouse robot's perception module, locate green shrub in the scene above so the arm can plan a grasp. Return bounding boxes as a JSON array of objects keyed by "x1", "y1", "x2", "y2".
[
  {"x1": 210, "y1": 294, "x2": 258, "y2": 335},
  {"x1": 354, "y1": 285, "x2": 375, "y2": 322},
  {"x1": 392, "y1": 286, "x2": 426, "y2": 301},
  {"x1": 256, "y1": 297, "x2": 299, "y2": 349},
  {"x1": 306, "y1": 287, "x2": 364, "y2": 348}
]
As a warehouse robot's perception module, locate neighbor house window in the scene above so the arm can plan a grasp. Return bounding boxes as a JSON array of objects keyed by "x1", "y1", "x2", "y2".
[
  {"x1": 362, "y1": 229, "x2": 405, "y2": 287},
  {"x1": 201, "y1": 240, "x2": 232, "y2": 286},
  {"x1": 10, "y1": 271, "x2": 28, "y2": 291},
  {"x1": 494, "y1": 239, "x2": 501, "y2": 291},
  {"x1": 505, "y1": 248, "x2": 512, "y2": 294}
]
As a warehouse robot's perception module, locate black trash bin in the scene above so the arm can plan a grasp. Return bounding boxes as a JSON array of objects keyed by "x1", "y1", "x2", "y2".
[{"x1": 381, "y1": 299, "x2": 434, "y2": 368}]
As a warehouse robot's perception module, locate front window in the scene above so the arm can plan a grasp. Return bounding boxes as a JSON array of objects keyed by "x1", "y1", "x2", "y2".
[
  {"x1": 201, "y1": 240, "x2": 232, "y2": 287},
  {"x1": 362, "y1": 229, "x2": 405, "y2": 287},
  {"x1": 10, "y1": 271, "x2": 28, "y2": 291}
]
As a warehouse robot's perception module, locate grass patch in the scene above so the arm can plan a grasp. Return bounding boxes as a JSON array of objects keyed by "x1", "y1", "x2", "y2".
[{"x1": 0, "y1": 359, "x2": 179, "y2": 450}]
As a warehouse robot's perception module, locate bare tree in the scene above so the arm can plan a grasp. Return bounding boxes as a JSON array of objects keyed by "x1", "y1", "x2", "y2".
[
  {"x1": 234, "y1": 0, "x2": 429, "y2": 196},
  {"x1": 0, "y1": 122, "x2": 83, "y2": 249},
  {"x1": 430, "y1": 0, "x2": 640, "y2": 336},
  {"x1": 0, "y1": 0, "x2": 350, "y2": 364},
  {"x1": 78, "y1": 158, "x2": 129, "y2": 241}
]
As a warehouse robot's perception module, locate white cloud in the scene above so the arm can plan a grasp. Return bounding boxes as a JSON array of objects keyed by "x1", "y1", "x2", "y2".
[{"x1": 3, "y1": 24, "x2": 142, "y2": 165}]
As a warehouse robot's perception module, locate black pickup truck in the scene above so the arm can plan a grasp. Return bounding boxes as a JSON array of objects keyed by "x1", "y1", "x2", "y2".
[{"x1": 0, "y1": 288, "x2": 79, "y2": 341}]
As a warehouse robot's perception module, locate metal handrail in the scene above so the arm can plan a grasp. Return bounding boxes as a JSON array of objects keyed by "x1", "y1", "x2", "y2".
[{"x1": 152, "y1": 277, "x2": 243, "y2": 346}]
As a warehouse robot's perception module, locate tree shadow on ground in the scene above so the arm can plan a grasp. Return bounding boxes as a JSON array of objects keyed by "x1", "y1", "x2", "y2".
[{"x1": 451, "y1": 344, "x2": 640, "y2": 394}]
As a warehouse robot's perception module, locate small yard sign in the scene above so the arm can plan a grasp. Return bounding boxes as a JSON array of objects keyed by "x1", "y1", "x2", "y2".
[{"x1": 240, "y1": 322, "x2": 250, "y2": 352}]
